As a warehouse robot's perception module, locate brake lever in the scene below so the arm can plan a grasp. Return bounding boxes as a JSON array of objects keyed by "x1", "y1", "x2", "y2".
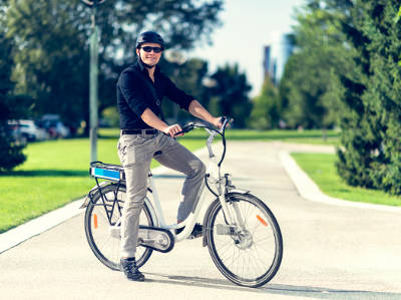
[{"x1": 219, "y1": 116, "x2": 233, "y2": 133}]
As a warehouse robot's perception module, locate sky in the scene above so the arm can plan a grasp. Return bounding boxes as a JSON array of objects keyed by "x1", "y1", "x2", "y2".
[{"x1": 190, "y1": 0, "x2": 306, "y2": 97}]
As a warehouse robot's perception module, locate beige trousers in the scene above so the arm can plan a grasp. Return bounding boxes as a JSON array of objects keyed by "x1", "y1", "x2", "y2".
[{"x1": 117, "y1": 132, "x2": 205, "y2": 258}]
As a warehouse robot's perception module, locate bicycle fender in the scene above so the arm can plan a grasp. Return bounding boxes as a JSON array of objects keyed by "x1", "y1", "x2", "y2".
[
  {"x1": 79, "y1": 183, "x2": 156, "y2": 219},
  {"x1": 202, "y1": 198, "x2": 219, "y2": 247},
  {"x1": 79, "y1": 181, "x2": 112, "y2": 209},
  {"x1": 227, "y1": 188, "x2": 250, "y2": 195},
  {"x1": 80, "y1": 184, "x2": 158, "y2": 229},
  {"x1": 143, "y1": 197, "x2": 158, "y2": 227},
  {"x1": 201, "y1": 190, "x2": 252, "y2": 247}
]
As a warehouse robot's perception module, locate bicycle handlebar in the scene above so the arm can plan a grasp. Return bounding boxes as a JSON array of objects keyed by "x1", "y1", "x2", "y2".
[
  {"x1": 175, "y1": 116, "x2": 233, "y2": 167},
  {"x1": 176, "y1": 116, "x2": 232, "y2": 136}
]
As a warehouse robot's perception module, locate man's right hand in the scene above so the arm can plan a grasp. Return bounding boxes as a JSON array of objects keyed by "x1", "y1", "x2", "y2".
[{"x1": 163, "y1": 124, "x2": 184, "y2": 137}]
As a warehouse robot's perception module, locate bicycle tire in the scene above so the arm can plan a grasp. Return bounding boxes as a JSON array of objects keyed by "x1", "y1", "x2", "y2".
[
  {"x1": 84, "y1": 184, "x2": 154, "y2": 271},
  {"x1": 205, "y1": 193, "x2": 283, "y2": 287}
]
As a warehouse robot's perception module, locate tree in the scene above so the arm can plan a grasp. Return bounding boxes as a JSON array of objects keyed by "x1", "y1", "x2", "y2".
[
  {"x1": 0, "y1": 20, "x2": 26, "y2": 171},
  {"x1": 6, "y1": 0, "x2": 223, "y2": 131},
  {"x1": 158, "y1": 57, "x2": 209, "y2": 122},
  {"x1": 336, "y1": 0, "x2": 401, "y2": 195},
  {"x1": 278, "y1": 0, "x2": 401, "y2": 195},
  {"x1": 206, "y1": 64, "x2": 252, "y2": 128},
  {"x1": 248, "y1": 76, "x2": 280, "y2": 129},
  {"x1": 279, "y1": 0, "x2": 352, "y2": 129}
]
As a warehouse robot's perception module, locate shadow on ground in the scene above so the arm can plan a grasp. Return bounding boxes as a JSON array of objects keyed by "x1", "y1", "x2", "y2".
[{"x1": 146, "y1": 273, "x2": 401, "y2": 300}]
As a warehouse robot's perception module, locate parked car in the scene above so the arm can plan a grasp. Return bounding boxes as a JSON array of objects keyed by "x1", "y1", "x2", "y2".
[
  {"x1": 40, "y1": 114, "x2": 70, "y2": 139},
  {"x1": 7, "y1": 120, "x2": 49, "y2": 142},
  {"x1": 6, "y1": 121, "x2": 27, "y2": 145}
]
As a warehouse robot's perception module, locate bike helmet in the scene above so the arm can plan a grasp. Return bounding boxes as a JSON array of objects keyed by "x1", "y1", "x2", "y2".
[{"x1": 136, "y1": 31, "x2": 165, "y2": 50}]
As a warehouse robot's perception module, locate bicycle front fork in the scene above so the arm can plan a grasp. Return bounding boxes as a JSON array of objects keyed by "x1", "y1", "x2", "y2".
[{"x1": 218, "y1": 174, "x2": 246, "y2": 230}]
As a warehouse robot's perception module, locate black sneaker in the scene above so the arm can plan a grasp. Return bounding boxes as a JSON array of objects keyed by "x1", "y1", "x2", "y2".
[
  {"x1": 191, "y1": 223, "x2": 203, "y2": 239},
  {"x1": 175, "y1": 223, "x2": 203, "y2": 239},
  {"x1": 120, "y1": 257, "x2": 145, "y2": 281}
]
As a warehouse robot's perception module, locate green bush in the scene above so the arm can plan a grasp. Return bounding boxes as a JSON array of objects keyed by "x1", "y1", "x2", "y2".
[
  {"x1": 0, "y1": 32, "x2": 27, "y2": 172},
  {"x1": 101, "y1": 106, "x2": 120, "y2": 128},
  {"x1": 0, "y1": 123, "x2": 26, "y2": 172},
  {"x1": 248, "y1": 77, "x2": 280, "y2": 129},
  {"x1": 336, "y1": 1, "x2": 401, "y2": 195}
]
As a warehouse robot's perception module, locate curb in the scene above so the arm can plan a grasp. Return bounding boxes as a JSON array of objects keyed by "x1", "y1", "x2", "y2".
[
  {"x1": 0, "y1": 198, "x2": 84, "y2": 254},
  {"x1": 279, "y1": 150, "x2": 401, "y2": 213},
  {"x1": 0, "y1": 147, "x2": 209, "y2": 254}
]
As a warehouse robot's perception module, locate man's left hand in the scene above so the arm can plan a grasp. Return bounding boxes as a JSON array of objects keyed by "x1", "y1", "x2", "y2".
[
  {"x1": 163, "y1": 124, "x2": 184, "y2": 137},
  {"x1": 212, "y1": 117, "x2": 223, "y2": 129}
]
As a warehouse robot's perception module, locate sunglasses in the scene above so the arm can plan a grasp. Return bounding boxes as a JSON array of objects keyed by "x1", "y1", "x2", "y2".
[{"x1": 141, "y1": 46, "x2": 163, "y2": 53}]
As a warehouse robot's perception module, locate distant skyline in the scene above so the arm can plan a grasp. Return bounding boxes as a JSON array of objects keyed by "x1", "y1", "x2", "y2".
[{"x1": 191, "y1": 0, "x2": 305, "y2": 97}]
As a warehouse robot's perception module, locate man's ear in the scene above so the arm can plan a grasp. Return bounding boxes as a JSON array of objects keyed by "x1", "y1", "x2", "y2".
[{"x1": 136, "y1": 48, "x2": 140, "y2": 56}]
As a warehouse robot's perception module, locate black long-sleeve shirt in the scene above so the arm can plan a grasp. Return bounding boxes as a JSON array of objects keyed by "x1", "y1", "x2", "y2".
[{"x1": 116, "y1": 59, "x2": 194, "y2": 129}]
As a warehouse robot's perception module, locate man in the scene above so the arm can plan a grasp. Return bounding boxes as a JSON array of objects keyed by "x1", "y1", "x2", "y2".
[{"x1": 116, "y1": 31, "x2": 222, "y2": 282}]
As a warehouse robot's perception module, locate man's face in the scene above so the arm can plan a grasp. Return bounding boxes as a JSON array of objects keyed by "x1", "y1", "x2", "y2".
[{"x1": 136, "y1": 42, "x2": 163, "y2": 67}]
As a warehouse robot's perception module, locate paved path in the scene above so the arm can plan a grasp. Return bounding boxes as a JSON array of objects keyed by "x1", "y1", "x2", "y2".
[{"x1": 1, "y1": 141, "x2": 401, "y2": 300}]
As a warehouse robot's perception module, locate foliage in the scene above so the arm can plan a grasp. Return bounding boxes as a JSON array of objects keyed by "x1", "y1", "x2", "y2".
[
  {"x1": 101, "y1": 106, "x2": 119, "y2": 128},
  {"x1": 158, "y1": 57, "x2": 209, "y2": 122},
  {"x1": 251, "y1": 0, "x2": 353, "y2": 130},
  {"x1": 206, "y1": 63, "x2": 252, "y2": 128},
  {"x1": 6, "y1": 0, "x2": 223, "y2": 130},
  {"x1": 279, "y1": 1, "x2": 351, "y2": 129},
  {"x1": 0, "y1": 23, "x2": 26, "y2": 171},
  {"x1": 335, "y1": 0, "x2": 401, "y2": 195},
  {"x1": 278, "y1": 0, "x2": 401, "y2": 195},
  {"x1": 248, "y1": 76, "x2": 280, "y2": 129}
]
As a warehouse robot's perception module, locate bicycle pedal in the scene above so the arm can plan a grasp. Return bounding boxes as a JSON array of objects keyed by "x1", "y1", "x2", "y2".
[{"x1": 188, "y1": 231, "x2": 203, "y2": 239}]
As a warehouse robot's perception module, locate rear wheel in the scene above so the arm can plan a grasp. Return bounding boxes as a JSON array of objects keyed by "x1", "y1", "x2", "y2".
[
  {"x1": 84, "y1": 184, "x2": 154, "y2": 271},
  {"x1": 205, "y1": 193, "x2": 283, "y2": 287}
]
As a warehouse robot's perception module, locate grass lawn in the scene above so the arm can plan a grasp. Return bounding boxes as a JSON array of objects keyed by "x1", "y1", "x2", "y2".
[
  {"x1": 3, "y1": 128, "x2": 391, "y2": 234},
  {"x1": 0, "y1": 137, "x2": 205, "y2": 233},
  {"x1": 100, "y1": 128, "x2": 340, "y2": 145},
  {"x1": 291, "y1": 153, "x2": 401, "y2": 207}
]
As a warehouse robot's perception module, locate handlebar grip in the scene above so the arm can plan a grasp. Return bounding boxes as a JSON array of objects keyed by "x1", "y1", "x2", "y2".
[
  {"x1": 174, "y1": 123, "x2": 195, "y2": 136},
  {"x1": 220, "y1": 116, "x2": 234, "y2": 131}
]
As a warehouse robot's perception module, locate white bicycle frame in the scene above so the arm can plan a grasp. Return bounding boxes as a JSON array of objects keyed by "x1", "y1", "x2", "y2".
[
  {"x1": 106, "y1": 122, "x2": 241, "y2": 242},
  {"x1": 147, "y1": 128, "x2": 236, "y2": 242}
]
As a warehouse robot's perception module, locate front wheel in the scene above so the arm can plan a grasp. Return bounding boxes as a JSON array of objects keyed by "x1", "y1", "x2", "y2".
[{"x1": 205, "y1": 193, "x2": 283, "y2": 287}]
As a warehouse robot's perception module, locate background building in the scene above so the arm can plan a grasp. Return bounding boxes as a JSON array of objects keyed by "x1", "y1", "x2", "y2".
[{"x1": 263, "y1": 32, "x2": 294, "y2": 85}]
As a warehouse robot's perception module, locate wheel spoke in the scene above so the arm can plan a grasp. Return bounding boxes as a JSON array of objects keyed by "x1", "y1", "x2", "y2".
[
  {"x1": 207, "y1": 195, "x2": 283, "y2": 287},
  {"x1": 85, "y1": 185, "x2": 153, "y2": 271}
]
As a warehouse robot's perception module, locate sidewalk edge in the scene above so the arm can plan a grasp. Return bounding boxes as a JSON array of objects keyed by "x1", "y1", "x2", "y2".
[{"x1": 279, "y1": 150, "x2": 401, "y2": 213}]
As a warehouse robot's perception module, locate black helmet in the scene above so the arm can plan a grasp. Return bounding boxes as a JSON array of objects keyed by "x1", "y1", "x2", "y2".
[{"x1": 136, "y1": 31, "x2": 165, "y2": 49}]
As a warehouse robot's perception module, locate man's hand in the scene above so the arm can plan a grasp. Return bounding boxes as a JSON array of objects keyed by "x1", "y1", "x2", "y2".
[
  {"x1": 163, "y1": 124, "x2": 184, "y2": 137},
  {"x1": 212, "y1": 117, "x2": 224, "y2": 129}
]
